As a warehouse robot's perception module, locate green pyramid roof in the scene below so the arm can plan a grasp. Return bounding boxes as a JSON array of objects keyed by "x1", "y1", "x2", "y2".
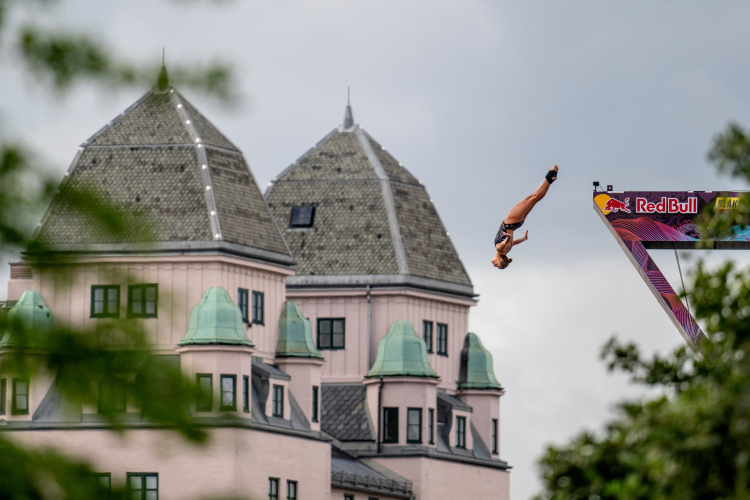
[
  {"x1": 179, "y1": 287, "x2": 253, "y2": 347},
  {"x1": 276, "y1": 301, "x2": 322, "y2": 358},
  {"x1": 366, "y1": 320, "x2": 438, "y2": 379},
  {"x1": 0, "y1": 290, "x2": 53, "y2": 348},
  {"x1": 457, "y1": 332, "x2": 502, "y2": 390}
]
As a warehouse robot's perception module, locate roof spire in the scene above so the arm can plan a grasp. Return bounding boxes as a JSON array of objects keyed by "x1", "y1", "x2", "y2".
[
  {"x1": 342, "y1": 87, "x2": 354, "y2": 129},
  {"x1": 156, "y1": 48, "x2": 169, "y2": 93}
]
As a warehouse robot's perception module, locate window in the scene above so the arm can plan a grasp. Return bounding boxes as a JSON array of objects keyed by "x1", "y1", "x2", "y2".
[
  {"x1": 252, "y1": 291, "x2": 264, "y2": 325},
  {"x1": 91, "y1": 285, "x2": 120, "y2": 318},
  {"x1": 195, "y1": 374, "x2": 212, "y2": 412},
  {"x1": 317, "y1": 318, "x2": 345, "y2": 350},
  {"x1": 344, "y1": 495, "x2": 354, "y2": 500},
  {"x1": 290, "y1": 205, "x2": 315, "y2": 228},
  {"x1": 98, "y1": 378, "x2": 126, "y2": 413},
  {"x1": 91, "y1": 473, "x2": 111, "y2": 496},
  {"x1": 128, "y1": 284, "x2": 158, "y2": 318},
  {"x1": 428, "y1": 408, "x2": 434, "y2": 445},
  {"x1": 128, "y1": 473, "x2": 158, "y2": 500},
  {"x1": 243, "y1": 375, "x2": 250, "y2": 413},
  {"x1": 0, "y1": 379, "x2": 5, "y2": 415},
  {"x1": 456, "y1": 416, "x2": 466, "y2": 448},
  {"x1": 272, "y1": 384, "x2": 284, "y2": 417},
  {"x1": 407, "y1": 408, "x2": 422, "y2": 443},
  {"x1": 12, "y1": 378, "x2": 29, "y2": 415},
  {"x1": 383, "y1": 407, "x2": 399, "y2": 443},
  {"x1": 492, "y1": 418, "x2": 499, "y2": 454},
  {"x1": 238, "y1": 288, "x2": 249, "y2": 323},
  {"x1": 269, "y1": 478, "x2": 279, "y2": 500},
  {"x1": 423, "y1": 321, "x2": 433, "y2": 353},
  {"x1": 220, "y1": 375, "x2": 236, "y2": 411},
  {"x1": 286, "y1": 480, "x2": 297, "y2": 500},
  {"x1": 312, "y1": 385, "x2": 319, "y2": 423},
  {"x1": 437, "y1": 323, "x2": 448, "y2": 356}
]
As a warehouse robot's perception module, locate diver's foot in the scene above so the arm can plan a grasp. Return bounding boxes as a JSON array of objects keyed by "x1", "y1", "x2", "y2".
[{"x1": 546, "y1": 165, "x2": 558, "y2": 184}]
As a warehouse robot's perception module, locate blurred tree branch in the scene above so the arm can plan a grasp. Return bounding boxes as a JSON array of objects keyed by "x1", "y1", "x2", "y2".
[
  {"x1": 0, "y1": 1, "x2": 244, "y2": 499},
  {"x1": 697, "y1": 123, "x2": 750, "y2": 245}
]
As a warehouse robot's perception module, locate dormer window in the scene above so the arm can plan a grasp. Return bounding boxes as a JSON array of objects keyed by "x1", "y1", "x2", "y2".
[
  {"x1": 91, "y1": 285, "x2": 120, "y2": 318},
  {"x1": 290, "y1": 205, "x2": 315, "y2": 228},
  {"x1": 456, "y1": 416, "x2": 466, "y2": 449},
  {"x1": 0, "y1": 380, "x2": 6, "y2": 415},
  {"x1": 383, "y1": 407, "x2": 399, "y2": 443},
  {"x1": 272, "y1": 384, "x2": 284, "y2": 417},
  {"x1": 128, "y1": 284, "x2": 158, "y2": 318},
  {"x1": 317, "y1": 318, "x2": 345, "y2": 350},
  {"x1": 12, "y1": 378, "x2": 29, "y2": 415}
]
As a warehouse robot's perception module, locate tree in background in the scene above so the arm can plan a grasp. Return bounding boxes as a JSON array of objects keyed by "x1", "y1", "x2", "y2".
[
  {"x1": 534, "y1": 124, "x2": 750, "y2": 500},
  {"x1": 0, "y1": 1, "x2": 242, "y2": 499}
]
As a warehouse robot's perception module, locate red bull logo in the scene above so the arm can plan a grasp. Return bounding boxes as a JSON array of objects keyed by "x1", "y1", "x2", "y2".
[
  {"x1": 595, "y1": 194, "x2": 631, "y2": 215},
  {"x1": 635, "y1": 197, "x2": 697, "y2": 214}
]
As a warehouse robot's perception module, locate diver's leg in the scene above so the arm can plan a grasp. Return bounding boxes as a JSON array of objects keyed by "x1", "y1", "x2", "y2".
[{"x1": 504, "y1": 166, "x2": 557, "y2": 223}]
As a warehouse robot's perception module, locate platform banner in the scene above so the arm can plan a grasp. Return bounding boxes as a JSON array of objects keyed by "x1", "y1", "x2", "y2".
[
  {"x1": 594, "y1": 191, "x2": 749, "y2": 248},
  {"x1": 591, "y1": 190, "x2": 749, "y2": 353}
]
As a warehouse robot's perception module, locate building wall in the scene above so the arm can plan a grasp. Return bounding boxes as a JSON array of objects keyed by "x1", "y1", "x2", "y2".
[
  {"x1": 178, "y1": 346, "x2": 255, "y2": 416},
  {"x1": 276, "y1": 358, "x2": 324, "y2": 431},
  {"x1": 6, "y1": 427, "x2": 332, "y2": 500},
  {"x1": 448, "y1": 408, "x2": 473, "y2": 450},
  {"x1": 288, "y1": 288, "x2": 475, "y2": 391},
  {"x1": 8, "y1": 256, "x2": 292, "y2": 359},
  {"x1": 0, "y1": 355, "x2": 54, "y2": 422},
  {"x1": 461, "y1": 390, "x2": 503, "y2": 456},
  {"x1": 365, "y1": 378, "x2": 439, "y2": 448},
  {"x1": 374, "y1": 456, "x2": 510, "y2": 500}
]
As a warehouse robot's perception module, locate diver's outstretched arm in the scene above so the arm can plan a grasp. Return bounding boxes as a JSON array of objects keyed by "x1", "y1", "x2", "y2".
[{"x1": 512, "y1": 230, "x2": 529, "y2": 245}]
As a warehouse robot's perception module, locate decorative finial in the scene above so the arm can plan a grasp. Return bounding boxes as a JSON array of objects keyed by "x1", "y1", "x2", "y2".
[
  {"x1": 342, "y1": 88, "x2": 354, "y2": 129},
  {"x1": 156, "y1": 49, "x2": 169, "y2": 92}
]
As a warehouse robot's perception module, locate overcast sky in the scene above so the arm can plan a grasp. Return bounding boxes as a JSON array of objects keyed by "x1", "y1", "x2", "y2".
[{"x1": 3, "y1": 1, "x2": 750, "y2": 498}]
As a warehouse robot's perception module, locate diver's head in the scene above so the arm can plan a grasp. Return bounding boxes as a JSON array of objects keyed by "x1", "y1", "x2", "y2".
[{"x1": 492, "y1": 253, "x2": 512, "y2": 270}]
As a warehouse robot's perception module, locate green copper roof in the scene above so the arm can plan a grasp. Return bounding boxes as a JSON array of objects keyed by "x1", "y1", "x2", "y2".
[
  {"x1": 179, "y1": 287, "x2": 254, "y2": 347},
  {"x1": 276, "y1": 301, "x2": 322, "y2": 358},
  {"x1": 0, "y1": 290, "x2": 53, "y2": 348},
  {"x1": 366, "y1": 320, "x2": 438, "y2": 379},
  {"x1": 457, "y1": 332, "x2": 502, "y2": 390}
]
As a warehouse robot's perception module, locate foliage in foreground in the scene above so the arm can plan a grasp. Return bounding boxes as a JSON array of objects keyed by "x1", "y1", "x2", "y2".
[
  {"x1": 0, "y1": 1, "x2": 243, "y2": 499},
  {"x1": 535, "y1": 124, "x2": 750, "y2": 500}
]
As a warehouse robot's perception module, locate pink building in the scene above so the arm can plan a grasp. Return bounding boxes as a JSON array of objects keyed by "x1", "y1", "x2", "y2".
[{"x1": 0, "y1": 73, "x2": 510, "y2": 499}]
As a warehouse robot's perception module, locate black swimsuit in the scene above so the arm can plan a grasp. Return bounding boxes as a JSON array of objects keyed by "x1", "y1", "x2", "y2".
[{"x1": 494, "y1": 220, "x2": 524, "y2": 245}]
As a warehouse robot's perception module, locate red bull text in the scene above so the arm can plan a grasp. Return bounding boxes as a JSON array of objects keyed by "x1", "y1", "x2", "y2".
[{"x1": 635, "y1": 197, "x2": 697, "y2": 214}]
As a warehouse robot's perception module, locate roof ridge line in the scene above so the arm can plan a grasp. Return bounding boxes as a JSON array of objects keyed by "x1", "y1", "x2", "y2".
[
  {"x1": 170, "y1": 89, "x2": 223, "y2": 242},
  {"x1": 80, "y1": 91, "x2": 152, "y2": 147},
  {"x1": 266, "y1": 128, "x2": 340, "y2": 195},
  {"x1": 176, "y1": 91, "x2": 240, "y2": 152},
  {"x1": 355, "y1": 127, "x2": 409, "y2": 275}
]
